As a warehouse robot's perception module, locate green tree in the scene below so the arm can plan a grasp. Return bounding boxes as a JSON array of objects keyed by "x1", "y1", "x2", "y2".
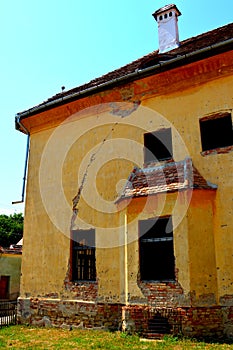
[{"x1": 0, "y1": 213, "x2": 23, "y2": 247}]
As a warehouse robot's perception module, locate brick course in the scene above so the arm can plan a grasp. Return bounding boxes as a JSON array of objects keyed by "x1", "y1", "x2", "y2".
[
  {"x1": 123, "y1": 305, "x2": 233, "y2": 339},
  {"x1": 17, "y1": 297, "x2": 122, "y2": 331},
  {"x1": 17, "y1": 297, "x2": 233, "y2": 340},
  {"x1": 64, "y1": 281, "x2": 98, "y2": 301},
  {"x1": 137, "y1": 279, "x2": 185, "y2": 307},
  {"x1": 17, "y1": 280, "x2": 233, "y2": 340}
]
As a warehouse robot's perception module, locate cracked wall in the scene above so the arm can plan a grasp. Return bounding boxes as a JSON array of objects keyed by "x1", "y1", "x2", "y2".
[{"x1": 20, "y1": 55, "x2": 233, "y2": 312}]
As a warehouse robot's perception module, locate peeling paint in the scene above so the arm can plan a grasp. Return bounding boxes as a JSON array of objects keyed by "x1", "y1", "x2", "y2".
[{"x1": 109, "y1": 101, "x2": 141, "y2": 118}]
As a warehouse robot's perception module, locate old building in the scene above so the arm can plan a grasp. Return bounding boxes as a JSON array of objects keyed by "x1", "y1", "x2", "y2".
[
  {"x1": 0, "y1": 244, "x2": 22, "y2": 301},
  {"x1": 15, "y1": 4, "x2": 233, "y2": 339}
]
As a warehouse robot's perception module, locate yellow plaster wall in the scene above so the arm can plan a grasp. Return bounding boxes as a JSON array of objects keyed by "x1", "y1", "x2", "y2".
[
  {"x1": 187, "y1": 191, "x2": 217, "y2": 305},
  {"x1": 142, "y1": 74, "x2": 233, "y2": 299},
  {"x1": 21, "y1": 58, "x2": 233, "y2": 302},
  {"x1": 21, "y1": 130, "x2": 71, "y2": 297}
]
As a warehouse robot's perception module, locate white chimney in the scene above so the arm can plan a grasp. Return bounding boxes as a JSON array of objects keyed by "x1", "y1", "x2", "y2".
[{"x1": 152, "y1": 4, "x2": 181, "y2": 53}]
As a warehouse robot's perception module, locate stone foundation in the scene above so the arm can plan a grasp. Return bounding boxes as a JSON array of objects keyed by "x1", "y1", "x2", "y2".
[
  {"x1": 17, "y1": 297, "x2": 233, "y2": 340},
  {"x1": 17, "y1": 297, "x2": 122, "y2": 330}
]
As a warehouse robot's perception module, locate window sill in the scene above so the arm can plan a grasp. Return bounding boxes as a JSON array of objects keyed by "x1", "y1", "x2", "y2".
[{"x1": 201, "y1": 145, "x2": 233, "y2": 156}]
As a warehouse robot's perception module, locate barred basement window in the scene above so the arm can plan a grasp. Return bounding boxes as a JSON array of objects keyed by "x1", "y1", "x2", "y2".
[
  {"x1": 200, "y1": 112, "x2": 233, "y2": 151},
  {"x1": 144, "y1": 128, "x2": 172, "y2": 163},
  {"x1": 71, "y1": 229, "x2": 96, "y2": 281},
  {"x1": 139, "y1": 217, "x2": 175, "y2": 281}
]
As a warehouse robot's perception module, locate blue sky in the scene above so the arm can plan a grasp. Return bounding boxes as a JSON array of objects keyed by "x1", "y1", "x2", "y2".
[{"x1": 0, "y1": 0, "x2": 232, "y2": 215}]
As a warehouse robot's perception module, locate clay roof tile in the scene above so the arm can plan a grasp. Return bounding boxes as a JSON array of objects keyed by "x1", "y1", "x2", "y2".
[
  {"x1": 17, "y1": 23, "x2": 233, "y2": 117},
  {"x1": 117, "y1": 158, "x2": 217, "y2": 201}
]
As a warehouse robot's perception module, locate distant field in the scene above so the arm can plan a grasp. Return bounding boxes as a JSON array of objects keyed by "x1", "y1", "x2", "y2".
[{"x1": 0, "y1": 325, "x2": 233, "y2": 349}]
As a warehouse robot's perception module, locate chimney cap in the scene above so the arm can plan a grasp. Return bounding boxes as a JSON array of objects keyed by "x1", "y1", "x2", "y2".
[{"x1": 153, "y1": 4, "x2": 181, "y2": 20}]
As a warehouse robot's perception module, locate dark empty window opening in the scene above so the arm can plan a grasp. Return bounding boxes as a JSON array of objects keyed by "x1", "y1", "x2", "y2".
[
  {"x1": 71, "y1": 229, "x2": 96, "y2": 281},
  {"x1": 169, "y1": 11, "x2": 173, "y2": 17},
  {"x1": 139, "y1": 217, "x2": 175, "y2": 281},
  {"x1": 164, "y1": 13, "x2": 168, "y2": 18},
  {"x1": 159, "y1": 15, "x2": 163, "y2": 20},
  {"x1": 200, "y1": 112, "x2": 233, "y2": 151},
  {"x1": 144, "y1": 128, "x2": 173, "y2": 163}
]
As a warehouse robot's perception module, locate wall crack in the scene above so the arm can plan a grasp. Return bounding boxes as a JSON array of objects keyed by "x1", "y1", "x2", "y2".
[{"x1": 70, "y1": 122, "x2": 119, "y2": 231}]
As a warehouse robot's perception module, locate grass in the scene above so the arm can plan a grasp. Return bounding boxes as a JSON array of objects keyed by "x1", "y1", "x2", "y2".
[{"x1": 0, "y1": 326, "x2": 232, "y2": 349}]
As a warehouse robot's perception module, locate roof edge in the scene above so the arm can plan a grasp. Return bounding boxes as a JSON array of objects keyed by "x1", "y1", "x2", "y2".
[{"x1": 16, "y1": 37, "x2": 233, "y2": 127}]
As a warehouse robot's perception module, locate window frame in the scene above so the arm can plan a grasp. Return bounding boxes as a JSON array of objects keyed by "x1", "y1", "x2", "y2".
[{"x1": 71, "y1": 228, "x2": 96, "y2": 282}]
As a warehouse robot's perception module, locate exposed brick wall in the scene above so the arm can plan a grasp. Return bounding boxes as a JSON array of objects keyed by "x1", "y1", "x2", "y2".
[
  {"x1": 136, "y1": 280, "x2": 185, "y2": 307},
  {"x1": 64, "y1": 281, "x2": 98, "y2": 301},
  {"x1": 123, "y1": 305, "x2": 233, "y2": 339},
  {"x1": 17, "y1": 297, "x2": 233, "y2": 340},
  {"x1": 220, "y1": 294, "x2": 233, "y2": 306},
  {"x1": 17, "y1": 297, "x2": 122, "y2": 331},
  {"x1": 181, "y1": 307, "x2": 223, "y2": 338},
  {"x1": 122, "y1": 305, "x2": 182, "y2": 336}
]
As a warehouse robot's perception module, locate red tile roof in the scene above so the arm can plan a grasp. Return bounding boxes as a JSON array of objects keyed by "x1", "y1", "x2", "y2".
[
  {"x1": 117, "y1": 158, "x2": 217, "y2": 201},
  {"x1": 17, "y1": 22, "x2": 233, "y2": 119},
  {"x1": 47, "y1": 22, "x2": 233, "y2": 100}
]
